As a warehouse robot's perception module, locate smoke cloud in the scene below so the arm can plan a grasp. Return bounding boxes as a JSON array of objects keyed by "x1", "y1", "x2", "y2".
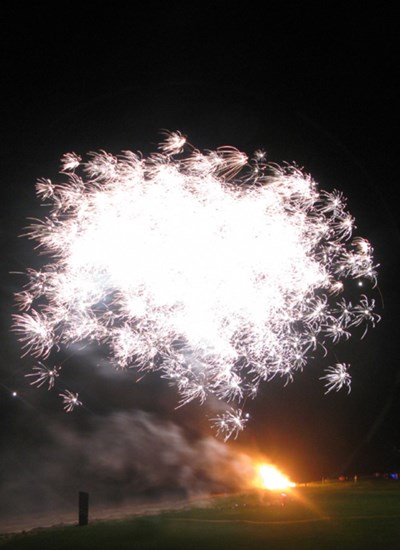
[{"x1": 0, "y1": 410, "x2": 253, "y2": 522}]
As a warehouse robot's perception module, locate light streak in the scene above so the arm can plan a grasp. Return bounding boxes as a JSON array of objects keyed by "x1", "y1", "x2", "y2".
[{"x1": 13, "y1": 132, "x2": 379, "y2": 437}]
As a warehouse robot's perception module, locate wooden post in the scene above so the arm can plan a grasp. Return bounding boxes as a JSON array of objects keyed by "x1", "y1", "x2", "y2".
[{"x1": 78, "y1": 491, "x2": 89, "y2": 526}]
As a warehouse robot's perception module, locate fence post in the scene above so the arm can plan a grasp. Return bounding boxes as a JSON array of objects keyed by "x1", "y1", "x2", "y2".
[{"x1": 78, "y1": 491, "x2": 89, "y2": 526}]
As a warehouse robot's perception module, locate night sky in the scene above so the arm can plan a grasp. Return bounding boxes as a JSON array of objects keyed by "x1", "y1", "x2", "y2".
[{"x1": 1, "y1": 4, "x2": 399, "y2": 521}]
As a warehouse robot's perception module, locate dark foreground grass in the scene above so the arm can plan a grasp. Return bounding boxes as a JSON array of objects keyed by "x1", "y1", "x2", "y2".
[{"x1": 1, "y1": 480, "x2": 399, "y2": 549}]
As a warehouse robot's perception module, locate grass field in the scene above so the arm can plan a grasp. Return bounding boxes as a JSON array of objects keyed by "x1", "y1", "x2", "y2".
[{"x1": 1, "y1": 480, "x2": 399, "y2": 549}]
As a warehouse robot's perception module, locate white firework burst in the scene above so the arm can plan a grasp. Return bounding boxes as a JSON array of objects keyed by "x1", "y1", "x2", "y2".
[
  {"x1": 59, "y1": 390, "x2": 82, "y2": 412},
  {"x1": 210, "y1": 409, "x2": 250, "y2": 441},
  {"x1": 25, "y1": 362, "x2": 61, "y2": 389},
  {"x1": 13, "y1": 131, "x2": 380, "y2": 438},
  {"x1": 320, "y1": 363, "x2": 352, "y2": 394}
]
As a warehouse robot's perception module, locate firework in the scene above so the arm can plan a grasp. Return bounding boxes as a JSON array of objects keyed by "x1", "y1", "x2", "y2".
[
  {"x1": 320, "y1": 363, "x2": 352, "y2": 394},
  {"x1": 59, "y1": 390, "x2": 82, "y2": 412},
  {"x1": 13, "y1": 132, "x2": 379, "y2": 438},
  {"x1": 25, "y1": 362, "x2": 61, "y2": 389}
]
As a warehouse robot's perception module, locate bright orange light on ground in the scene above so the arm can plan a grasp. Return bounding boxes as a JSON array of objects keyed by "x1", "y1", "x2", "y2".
[{"x1": 255, "y1": 464, "x2": 296, "y2": 491}]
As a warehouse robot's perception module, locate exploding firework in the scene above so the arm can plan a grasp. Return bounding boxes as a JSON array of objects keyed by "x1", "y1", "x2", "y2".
[{"x1": 13, "y1": 132, "x2": 380, "y2": 439}]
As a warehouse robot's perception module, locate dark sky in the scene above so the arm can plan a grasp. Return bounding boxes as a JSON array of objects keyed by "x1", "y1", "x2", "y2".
[{"x1": 1, "y1": 3, "x2": 399, "y2": 519}]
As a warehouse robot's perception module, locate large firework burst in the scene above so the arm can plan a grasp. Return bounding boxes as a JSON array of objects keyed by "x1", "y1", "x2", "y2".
[{"x1": 13, "y1": 132, "x2": 380, "y2": 439}]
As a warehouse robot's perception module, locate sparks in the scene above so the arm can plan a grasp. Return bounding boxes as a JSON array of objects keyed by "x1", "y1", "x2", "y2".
[
  {"x1": 25, "y1": 362, "x2": 61, "y2": 390},
  {"x1": 13, "y1": 132, "x2": 379, "y2": 437},
  {"x1": 320, "y1": 363, "x2": 352, "y2": 394},
  {"x1": 210, "y1": 409, "x2": 250, "y2": 441},
  {"x1": 59, "y1": 390, "x2": 82, "y2": 412}
]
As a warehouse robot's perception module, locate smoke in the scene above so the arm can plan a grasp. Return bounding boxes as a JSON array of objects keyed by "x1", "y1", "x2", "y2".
[{"x1": 0, "y1": 410, "x2": 253, "y2": 519}]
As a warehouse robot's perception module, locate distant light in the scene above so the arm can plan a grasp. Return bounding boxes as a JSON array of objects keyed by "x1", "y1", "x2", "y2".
[{"x1": 12, "y1": 391, "x2": 17, "y2": 397}]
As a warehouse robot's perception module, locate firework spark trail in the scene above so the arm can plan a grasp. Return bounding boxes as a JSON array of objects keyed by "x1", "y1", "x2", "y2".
[
  {"x1": 25, "y1": 362, "x2": 61, "y2": 389},
  {"x1": 13, "y1": 132, "x2": 380, "y2": 439},
  {"x1": 320, "y1": 363, "x2": 352, "y2": 395}
]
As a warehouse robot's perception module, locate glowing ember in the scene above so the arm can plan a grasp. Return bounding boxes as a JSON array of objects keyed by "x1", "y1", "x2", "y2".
[
  {"x1": 12, "y1": 131, "x2": 380, "y2": 439},
  {"x1": 256, "y1": 464, "x2": 296, "y2": 491}
]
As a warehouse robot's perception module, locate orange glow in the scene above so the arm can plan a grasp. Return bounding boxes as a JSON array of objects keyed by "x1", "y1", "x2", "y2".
[{"x1": 254, "y1": 463, "x2": 296, "y2": 491}]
